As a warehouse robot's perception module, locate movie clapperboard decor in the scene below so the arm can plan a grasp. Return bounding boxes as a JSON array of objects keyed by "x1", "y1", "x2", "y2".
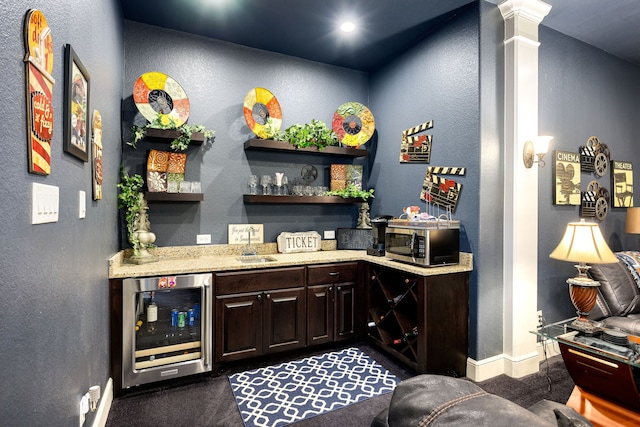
[
  {"x1": 579, "y1": 136, "x2": 610, "y2": 177},
  {"x1": 581, "y1": 180, "x2": 610, "y2": 221},
  {"x1": 421, "y1": 166, "x2": 465, "y2": 213},
  {"x1": 399, "y1": 120, "x2": 433, "y2": 163}
]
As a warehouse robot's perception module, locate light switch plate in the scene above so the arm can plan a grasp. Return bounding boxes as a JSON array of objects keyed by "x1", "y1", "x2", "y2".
[
  {"x1": 31, "y1": 183, "x2": 59, "y2": 224},
  {"x1": 323, "y1": 230, "x2": 335, "y2": 240}
]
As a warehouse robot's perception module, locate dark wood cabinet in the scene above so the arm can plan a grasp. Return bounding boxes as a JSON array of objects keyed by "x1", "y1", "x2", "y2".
[
  {"x1": 366, "y1": 264, "x2": 469, "y2": 377},
  {"x1": 262, "y1": 287, "x2": 306, "y2": 354},
  {"x1": 306, "y1": 262, "x2": 359, "y2": 346},
  {"x1": 214, "y1": 267, "x2": 306, "y2": 365}
]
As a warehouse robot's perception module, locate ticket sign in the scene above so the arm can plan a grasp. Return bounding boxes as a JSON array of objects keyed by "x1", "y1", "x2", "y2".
[
  {"x1": 277, "y1": 231, "x2": 322, "y2": 254},
  {"x1": 24, "y1": 9, "x2": 55, "y2": 175}
]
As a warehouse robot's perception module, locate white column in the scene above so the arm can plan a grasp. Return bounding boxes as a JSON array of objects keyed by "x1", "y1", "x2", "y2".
[{"x1": 499, "y1": 0, "x2": 551, "y2": 378}]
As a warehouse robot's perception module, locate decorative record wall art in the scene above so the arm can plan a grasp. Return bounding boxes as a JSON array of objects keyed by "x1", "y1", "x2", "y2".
[
  {"x1": 611, "y1": 160, "x2": 634, "y2": 208},
  {"x1": 420, "y1": 166, "x2": 465, "y2": 213},
  {"x1": 133, "y1": 71, "x2": 190, "y2": 126},
  {"x1": 24, "y1": 9, "x2": 55, "y2": 175},
  {"x1": 63, "y1": 44, "x2": 90, "y2": 162},
  {"x1": 579, "y1": 136, "x2": 610, "y2": 177},
  {"x1": 553, "y1": 150, "x2": 581, "y2": 205},
  {"x1": 91, "y1": 110, "x2": 103, "y2": 200},
  {"x1": 400, "y1": 120, "x2": 434, "y2": 163},
  {"x1": 581, "y1": 180, "x2": 609, "y2": 221},
  {"x1": 332, "y1": 102, "x2": 375, "y2": 148},
  {"x1": 243, "y1": 87, "x2": 282, "y2": 139}
]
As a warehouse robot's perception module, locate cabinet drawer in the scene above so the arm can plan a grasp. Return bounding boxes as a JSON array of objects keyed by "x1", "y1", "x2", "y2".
[
  {"x1": 307, "y1": 262, "x2": 358, "y2": 286},
  {"x1": 215, "y1": 267, "x2": 305, "y2": 295}
]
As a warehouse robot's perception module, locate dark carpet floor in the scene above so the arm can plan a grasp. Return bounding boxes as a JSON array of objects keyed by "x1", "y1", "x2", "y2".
[{"x1": 106, "y1": 342, "x2": 574, "y2": 427}]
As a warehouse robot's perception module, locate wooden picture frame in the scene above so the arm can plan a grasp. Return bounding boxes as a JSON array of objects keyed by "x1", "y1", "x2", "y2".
[{"x1": 63, "y1": 44, "x2": 90, "y2": 162}]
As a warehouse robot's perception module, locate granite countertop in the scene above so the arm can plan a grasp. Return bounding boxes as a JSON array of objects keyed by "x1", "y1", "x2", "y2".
[{"x1": 108, "y1": 242, "x2": 473, "y2": 279}]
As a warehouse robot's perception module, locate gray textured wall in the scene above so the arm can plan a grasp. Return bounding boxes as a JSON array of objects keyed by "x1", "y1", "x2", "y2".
[
  {"x1": 537, "y1": 26, "x2": 640, "y2": 322},
  {"x1": 122, "y1": 22, "x2": 370, "y2": 246},
  {"x1": 0, "y1": 1, "x2": 122, "y2": 426},
  {"x1": 369, "y1": 4, "x2": 483, "y2": 356}
]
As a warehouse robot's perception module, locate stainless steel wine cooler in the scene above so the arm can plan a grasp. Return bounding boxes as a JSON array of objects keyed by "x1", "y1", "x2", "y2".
[{"x1": 121, "y1": 273, "x2": 212, "y2": 389}]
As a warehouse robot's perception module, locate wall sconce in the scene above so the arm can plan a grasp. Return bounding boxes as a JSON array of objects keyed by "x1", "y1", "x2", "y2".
[
  {"x1": 523, "y1": 136, "x2": 553, "y2": 168},
  {"x1": 549, "y1": 219, "x2": 618, "y2": 332}
]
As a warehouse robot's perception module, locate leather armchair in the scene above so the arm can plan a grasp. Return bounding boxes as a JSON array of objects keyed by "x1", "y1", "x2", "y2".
[
  {"x1": 588, "y1": 251, "x2": 640, "y2": 335},
  {"x1": 371, "y1": 375, "x2": 592, "y2": 427}
]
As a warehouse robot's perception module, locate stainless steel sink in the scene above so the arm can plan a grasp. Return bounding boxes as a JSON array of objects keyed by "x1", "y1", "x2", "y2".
[{"x1": 236, "y1": 256, "x2": 277, "y2": 264}]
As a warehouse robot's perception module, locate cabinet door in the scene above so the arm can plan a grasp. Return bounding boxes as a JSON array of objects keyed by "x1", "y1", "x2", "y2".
[
  {"x1": 215, "y1": 292, "x2": 262, "y2": 362},
  {"x1": 307, "y1": 284, "x2": 334, "y2": 346},
  {"x1": 335, "y1": 283, "x2": 356, "y2": 341},
  {"x1": 263, "y1": 287, "x2": 306, "y2": 354}
]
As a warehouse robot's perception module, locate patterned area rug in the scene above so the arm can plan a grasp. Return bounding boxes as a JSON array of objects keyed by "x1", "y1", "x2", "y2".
[{"x1": 228, "y1": 347, "x2": 399, "y2": 427}]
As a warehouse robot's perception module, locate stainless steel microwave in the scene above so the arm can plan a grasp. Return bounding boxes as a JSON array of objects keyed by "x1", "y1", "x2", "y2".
[{"x1": 385, "y1": 226, "x2": 459, "y2": 267}]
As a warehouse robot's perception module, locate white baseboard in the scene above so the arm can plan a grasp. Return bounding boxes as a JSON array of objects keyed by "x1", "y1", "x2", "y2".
[
  {"x1": 93, "y1": 378, "x2": 112, "y2": 427},
  {"x1": 466, "y1": 340, "x2": 562, "y2": 382}
]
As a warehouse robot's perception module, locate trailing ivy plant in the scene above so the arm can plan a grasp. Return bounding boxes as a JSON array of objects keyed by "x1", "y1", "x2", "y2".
[
  {"x1": 278, "y1": 119, "x2": 339, "y2": 151},
  {"x1": 117, "y1": 168, "x2": 145, "y2": 251},
  {"x1": 128, "y1": 113, "x2": 215, "y2": 151},
  {"x1": 324, "y1": 184, "x2": 375, "y2": 201}
]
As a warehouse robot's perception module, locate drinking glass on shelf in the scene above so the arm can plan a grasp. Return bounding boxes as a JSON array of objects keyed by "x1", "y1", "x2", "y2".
[
  {"x1": 274, "y1": 172, "x2": 284, "y2": 196},
  {"x1": 248, "y1": 175, "x2": 258, "y2": 195},
  {"x1": 281, "y1": 176, "x2": 288, "y2": 195},
  {"x1": 260, "y1": 175, "x2": 272, "y2": 195}
]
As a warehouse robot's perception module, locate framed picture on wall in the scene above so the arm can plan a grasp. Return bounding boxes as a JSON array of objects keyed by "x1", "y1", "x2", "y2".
[
  {"x1": 63, "y1": 44, "x2": 90, "y2": 162},
  {"x1": 553, "y1": 150, "x2": 581, "y2": 205},
  {"x1": 611, "y1": 160, "x2": 634, "y2": 208}
]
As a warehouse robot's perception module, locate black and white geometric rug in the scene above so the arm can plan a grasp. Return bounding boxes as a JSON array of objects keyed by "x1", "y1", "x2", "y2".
[{"x1": 228, "y1": 347, "x2": 400, "y2": 427}]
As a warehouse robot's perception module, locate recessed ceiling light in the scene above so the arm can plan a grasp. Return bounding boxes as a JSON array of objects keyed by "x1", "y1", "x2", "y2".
[{"x1": 340, "y1": 21, "x2": 356, "y2": 33}]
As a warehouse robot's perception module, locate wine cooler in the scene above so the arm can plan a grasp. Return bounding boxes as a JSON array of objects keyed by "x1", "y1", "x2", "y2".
[{"x1": 120, "y1": 273, "x2": 212, "y2": 390}]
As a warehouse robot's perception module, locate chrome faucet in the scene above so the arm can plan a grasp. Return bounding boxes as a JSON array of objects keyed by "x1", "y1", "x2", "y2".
[{"x1": 242, "y1": 226, "x2": 257, "y2": 256}]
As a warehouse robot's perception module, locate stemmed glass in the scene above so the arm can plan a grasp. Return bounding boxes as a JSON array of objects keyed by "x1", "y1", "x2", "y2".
[
  {"x1": 274, "y1": 172, "x2": 284, "y2": 196},
  {"x1": 248, "y1": 175, "x2": 258, "y2": 195},
  {"x1": 260, "y1": 175, "x2": 272, "y2": 195}
]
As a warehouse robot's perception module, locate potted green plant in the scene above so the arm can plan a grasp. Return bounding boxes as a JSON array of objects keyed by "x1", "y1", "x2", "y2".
[
  {"x1": 263, "y1": 118, "x2": 339, "y2": 151},
  {"x1": 128, "y1": 113, "x2": 215, "y2": 151},
  {"x1": 324, "y1": 183, "x2": 375, "y2": 201}
]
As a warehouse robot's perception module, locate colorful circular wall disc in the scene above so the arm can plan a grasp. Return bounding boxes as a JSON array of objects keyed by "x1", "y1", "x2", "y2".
[
  {"x1": 332, "y1": 102, "x2": 375, "y2": 148},
  {"x1": 243, "y1": 87, "x2": 282, "y2": 139},
  {"x1": 133, "y1": 72, "x2": 190, "y2": 126}
]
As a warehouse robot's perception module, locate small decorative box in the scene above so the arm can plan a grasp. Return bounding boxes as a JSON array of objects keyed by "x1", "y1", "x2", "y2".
[
  {"x1": 147, "y1": 150, "x2": 169, "y2": 172},
  {"x1": 167, "y1": 152, "x2": 187, "y2": 174}
]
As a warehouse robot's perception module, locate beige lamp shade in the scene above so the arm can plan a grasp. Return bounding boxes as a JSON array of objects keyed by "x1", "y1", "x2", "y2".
[
  {"x1": 549, "y1": 219, "x2": 618, "y2": 264},
  {"x1": 625, "y1": 207, "x2": 640, "y2": 234}
]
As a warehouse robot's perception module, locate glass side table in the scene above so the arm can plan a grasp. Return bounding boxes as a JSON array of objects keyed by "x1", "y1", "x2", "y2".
[{"x1": 532, "y1": 317, "x2": 640, "y2": 427}]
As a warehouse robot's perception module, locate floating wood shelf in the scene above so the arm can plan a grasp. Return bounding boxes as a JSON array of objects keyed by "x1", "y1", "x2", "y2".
[
  {"x1": 243, "y1": 138, "x2": 368, "y2": 158},
  {"x1": 144, "y1": 128, "x2": 205, "y2": 145},
  {"x1": 145, "y1": 192, "x2": 204, "y2": 202},
  {"x1": 243, "y1": 195, "x2": 366, "y2": 204}
]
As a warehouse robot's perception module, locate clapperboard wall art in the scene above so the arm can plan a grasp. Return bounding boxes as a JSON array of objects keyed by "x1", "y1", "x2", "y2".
[{"x1": 399, "y1": 120, "x2": 433, "y2": 163}]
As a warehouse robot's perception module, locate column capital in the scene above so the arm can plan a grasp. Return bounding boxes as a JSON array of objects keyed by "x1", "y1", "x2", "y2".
[{"x1": 499, "y1": 0, "x2": 551, "y2": 24}]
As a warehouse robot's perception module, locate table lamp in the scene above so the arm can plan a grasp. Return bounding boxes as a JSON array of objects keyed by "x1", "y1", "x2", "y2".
[
  {"x1": 549, "y1": 219, "x2": 618, "y2": 332},
  {"x1": 625, "y1": 207, "x2": 640, "y2": 234}
]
